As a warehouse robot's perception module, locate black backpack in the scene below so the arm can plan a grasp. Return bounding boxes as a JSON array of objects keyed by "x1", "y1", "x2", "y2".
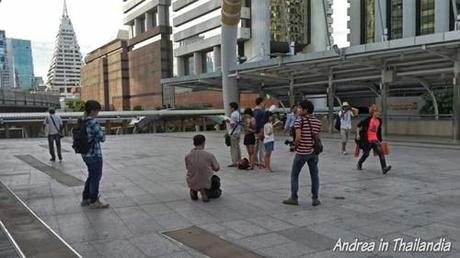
[{"x1": 72, "y1": 118, "x2": 91, "y2": 154}]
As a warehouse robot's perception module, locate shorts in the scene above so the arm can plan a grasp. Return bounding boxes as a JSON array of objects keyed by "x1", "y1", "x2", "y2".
[
  {"x1": 264, "y1": 141, "x2": 274, "y2": 152},
  {"x1": 340, "y1": 128, "x2": 351, "y2": 143},
  {"x1": 244, "y1": 133, "x2": 256, "y2": 145}
]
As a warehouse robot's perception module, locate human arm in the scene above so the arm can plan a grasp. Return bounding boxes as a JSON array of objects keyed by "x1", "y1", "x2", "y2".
[
  {"x1": 88, "y1": 120, "x2": 105, "y2": 143},
  {"x1": 210, "y1": 154, "x2": 220, "y2": 172}
]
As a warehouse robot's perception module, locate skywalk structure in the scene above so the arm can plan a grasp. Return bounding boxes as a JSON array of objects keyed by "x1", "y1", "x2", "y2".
[
  {"x1": 46, "y1": 0, "x2": 83, "y2": 101},
  {"x1": 162, "y1": 0, "x2": 460, "y2": 141}
]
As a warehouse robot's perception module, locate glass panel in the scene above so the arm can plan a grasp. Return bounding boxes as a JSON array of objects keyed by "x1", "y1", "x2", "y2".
[
  {"x1": 390, "y1": 0, "x2": 403, "y2": 39},
  {"x1": 364, "y1": 0, "x2": 375, "y2": 43},
  {"x1": 420, "y1": 0, "x2": 435, "y2": 35},
  {"x1": 270, "y1": 0, "x2": 310, "y2": 45},
  {"x1": 202, "y1": 51, "x2": 214, "y2": 73}
]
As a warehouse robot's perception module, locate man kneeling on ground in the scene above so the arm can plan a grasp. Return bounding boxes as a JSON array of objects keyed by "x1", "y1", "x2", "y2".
[{"x1": 185, "y1": 135, "x2": 222, "y2": 202}]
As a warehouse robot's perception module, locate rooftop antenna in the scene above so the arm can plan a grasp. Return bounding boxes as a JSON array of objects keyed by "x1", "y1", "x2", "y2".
[{"x1": 63, "y1": 0, "x2": 68, "y2": 17}]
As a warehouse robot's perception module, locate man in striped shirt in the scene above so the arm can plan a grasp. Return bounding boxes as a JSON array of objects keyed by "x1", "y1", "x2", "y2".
[{"x1": 283, "y1": 99, "x2": 322, "y2": 206}]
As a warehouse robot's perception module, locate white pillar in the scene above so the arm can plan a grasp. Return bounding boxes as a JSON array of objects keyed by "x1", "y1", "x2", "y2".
[
  {"x1": 177, "y1": 57, "x2": 185, "y2": 76},
  {"x1": 129, "y1": 24, "x2": 135, "y2": 38},
  {"x1": 250, "y1": 0, "x2": 270, "y2": 61},
  {"x1": 213, "y1": 46, "x2": 221, "y2": 70},
  {"x1": 193, "y1": 52, "x2": 202, "y2": 75},
  {"x1": 158, "y1": 5, "x2": 169, "y2": 26},
  {"x1": 435, "y1": 0, "x2": 450, "y2": 33},
  {"x1": 145, "y1": 11, "x2": 154, "y2": 30},
  {"x1": 134, "y1": 18, "x2": 142, "y2": 37},
  {"x1": 375, "y1": 0, "x2": 387, "y2": 42},
  {"x1": 403, "y1": 0, "x2": 416, "y2": 38},
  {"x1": 349, "y1": 0, "x2": 362, "y2": 46}
]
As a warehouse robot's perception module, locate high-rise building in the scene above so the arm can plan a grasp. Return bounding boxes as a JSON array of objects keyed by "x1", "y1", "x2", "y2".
[
  {"x1": 6, "y1": 38, "x2": 34, "y2": 90},
  {"x1": 348, "y1": 0, "x2": 457, "y2": 46},
  {"x1": 0, "y1": 30, "x2": 11, "y2": 89},
  {"x1": 46, "y1": 0, "x2": 83, "y2": 100}
]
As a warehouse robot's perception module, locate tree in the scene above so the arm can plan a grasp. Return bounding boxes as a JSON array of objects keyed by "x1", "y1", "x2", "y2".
[
  {"x1": 419, "y1": 89, "x2": 453, "y2": 116},
  {"x1": 67, "y1": 100, "x2": 86, "y2": 112}
]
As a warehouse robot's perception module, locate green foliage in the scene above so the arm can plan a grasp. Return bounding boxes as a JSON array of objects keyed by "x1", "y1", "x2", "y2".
[
  {"x1": 419, "y1": 89, "x2": 453, "y2": 115},
  {"x1": 67, "y1": 100, "x2": 86, "y2": 112},
  {"x1": 133, "y1": 105, "x2": 144, "y2": 111}
]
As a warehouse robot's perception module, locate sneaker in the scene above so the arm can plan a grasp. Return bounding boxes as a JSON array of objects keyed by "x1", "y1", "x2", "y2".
[
  {"x1": 343, "y1": 151, "x2": 348, "y2": 155},
  {"x1": 50, "y1": 158, "x2": 56, "y2": 162},
  {"x1": 58, "y1": 156, "x2": 63, "y2": 161},
  {"x1": 190, "y1": 190, "x2": 198, "y2": 201},
  {"x1": 356, "y1": 163, "x2": 362, "y2": 170},
  {"x1": 80, "y1": 199, "x2": 90, "y2": 207},
  {"x1": 88, "y1": 200, "x2": 110, "y2": 209},
  {"x1": 383, "y1": 166, "x2": 392, "y2": 174},
  {"x1": 227, "y1": 164, "x2": 237, "y2": 168},
  {"x1": 312, "y1": 199, "x2": 321, "y2": 206},
  {"x1": 282, "y1": 198, "x2": 299, "y2": 206}
]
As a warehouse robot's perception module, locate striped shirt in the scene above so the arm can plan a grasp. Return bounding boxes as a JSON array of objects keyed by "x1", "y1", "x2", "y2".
[{"x1": 294, "y1": 115, "x2": 321, "y2": 155}]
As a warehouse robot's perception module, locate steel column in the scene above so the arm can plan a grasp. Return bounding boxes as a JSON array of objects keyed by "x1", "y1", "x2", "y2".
[{"x1": 327, "y1": 70, "x2": 335, "y2": 134}]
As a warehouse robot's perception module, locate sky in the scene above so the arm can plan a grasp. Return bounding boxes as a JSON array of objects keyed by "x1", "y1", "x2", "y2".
[{"x1": 0, "y1": 0, "x2": 349, "y2": 80}]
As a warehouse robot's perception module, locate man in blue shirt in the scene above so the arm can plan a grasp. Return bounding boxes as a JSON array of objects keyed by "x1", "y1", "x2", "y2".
[
  {"x1": 253, "y1": 97, "x2": 265, "y2": 168},
  {"x1": 81, "y1": 100, "x2": 109, "y2": 209}
]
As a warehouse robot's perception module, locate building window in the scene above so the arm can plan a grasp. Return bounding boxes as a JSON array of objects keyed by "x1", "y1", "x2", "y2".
[
  {"x1": 416, "y1": 0, "x2": 435, "y2": 35},
  {"x1": 202, "y1": 51, "x2": 214, "y2": 73},
  {"x1": 270, "y1": 0, "x2": 311, "y2": 46},
  {"x1": 361, "y1": 0, "x2": 375, "y2": 44},
  {"x1": 388, "y1": 0, "x2": 403, "y2": 40},
  {"x1": 184, "y1": 55, "x2": 194, "y2": 76}
]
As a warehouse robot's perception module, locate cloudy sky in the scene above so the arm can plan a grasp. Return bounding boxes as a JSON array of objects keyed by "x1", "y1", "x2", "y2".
[{"x1": 0, "y1": 0, "x2": 348, "y2": 80}]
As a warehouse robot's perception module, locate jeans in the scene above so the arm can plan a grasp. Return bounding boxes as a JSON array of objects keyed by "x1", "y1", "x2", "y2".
[
  {"x1": 290, "y1": 154, "x2": 319, "y2": 200},
  {"x1": 48, "y1": 134, "x2": 62, "y2": 160},
  {"x1": 255, "y1": 139, "x2": 264, "y2": 164},
  {"x1": 358, "y1": 141, "x2": 387, "y2": 169},
  {"x1": 82, "y1": 156, "x2": 103, "y2": 203},
  {"x1": 230, "y1": 134, "x2": 241, "y2": 165}
]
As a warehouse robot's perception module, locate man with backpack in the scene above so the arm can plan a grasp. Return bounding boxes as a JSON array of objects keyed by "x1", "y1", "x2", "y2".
[
  {"x1": 73, "y1": 100, "x2": 109, "y2": 209},
  {"x1": 283, "y1": 99, "x2": 322, "y2": 207},
  {"x1": 44, "y1": 108, "x2": 63, "y2": 162}
]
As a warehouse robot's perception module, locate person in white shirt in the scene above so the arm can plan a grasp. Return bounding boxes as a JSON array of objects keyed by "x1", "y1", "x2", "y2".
[
  {"x1": 43, "y1": 108, "x2": 63, "y2": 161},
  {"x1": 263, "y1": 111, "x2": 275, "y2": 173},
  {"x1": 339, "y1": 102, "x2": 354, "y2": 155},
  {"x1": 227, "y1": 102, "x2": 242, "y2": 167}
]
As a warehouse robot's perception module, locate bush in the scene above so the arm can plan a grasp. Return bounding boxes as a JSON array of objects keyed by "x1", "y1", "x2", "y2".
[
  {"x1": 67, "y1": 100, "x2": 86, "y2": 112},
  {"x1": 133, "y1": 105, "x2": 144, "y2": 111},
  {"x1": 419, "y1": 89, "x2": 453, "y2": 115}
]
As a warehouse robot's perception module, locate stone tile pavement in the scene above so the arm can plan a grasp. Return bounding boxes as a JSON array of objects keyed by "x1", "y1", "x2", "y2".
[{"x1": 0, "y1": 132, "x2": 459, "y2": 258}]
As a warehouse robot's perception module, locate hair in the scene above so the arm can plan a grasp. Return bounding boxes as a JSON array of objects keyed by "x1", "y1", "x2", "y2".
[
  {"x1": 84, "y1": 100, "x2": 102, "y2": 115},
  {"x1": 299, "y1": 99, "x2": 314, "y2": 114},
  {"x1": 229, "y1": 102, "x2": 239, "y2": 111},
  {"x1": 49, "y1": 108, "x2": 55, "y2": 114},
  {"x1": 193, "y1": 134, "x2": 206, "y2": 146},
  {"x1": 255, "y1": 97, "x2": 264, "y2": 105},
  {"x1": 263, "y1": 111, "x2": 273, "y2": 124},
  {"x1": 243, "y1": 108, "x2": 253, "y2": 116},
  {"x1": 369, "y1": 104, "x2": 379, "y2": 116}
]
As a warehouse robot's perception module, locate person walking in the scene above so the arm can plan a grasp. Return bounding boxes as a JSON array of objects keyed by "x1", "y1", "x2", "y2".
[
  {"x1": 283, "y1": 99, "x2": 322, "y2": 206},
  {"x1": 243, "y1": 108, "x2": 256, "y2": 170},
  {"x1": 227, "y1": 102, "x2": 242, "y2": 167},
  {"x1": 339, "y1": 102, "x2": 354, "y2": 155},
  {"x1": 44, "y1": 108, "x2": 63, "y2": 162},
  {"x1": 263, "y1": 112, "x2": 275, "y2": 173},
  {"x1": 356, "y1": 104, "x2": 392, "y2": 174},
  {"x1": 284, "y1": 105, "x2": 297, "y2": 151},
  {"x1": 253, "y1": 97, "x2": 265, "y2": 168},
  {"x1": 80, "y1": 100, "x2": 109, "y2": 209},
  {"x1": 185, "y1": 134, "x2": 221, "y2": 202}
]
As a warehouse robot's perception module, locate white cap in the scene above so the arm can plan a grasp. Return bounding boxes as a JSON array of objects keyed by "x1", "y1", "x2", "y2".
[
  {"x1": 342, "y1": 102, "x2": 350, "y2": 107},
  {"x1": 268, "y1": 105, "x2": 277, "y2": 112}
]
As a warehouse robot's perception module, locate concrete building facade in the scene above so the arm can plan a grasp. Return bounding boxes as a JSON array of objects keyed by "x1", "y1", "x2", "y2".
[
  {"x1": 0, "y1": 30, "x2": 11, "y2": 89},
  {"x1": 348, "y1": 0, "x2": 460, "y2": 46},
  {"x1": 46, "y1": 0, "x2": 83, "y2": 100}
]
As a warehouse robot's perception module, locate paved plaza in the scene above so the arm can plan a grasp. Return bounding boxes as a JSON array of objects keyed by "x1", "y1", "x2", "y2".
[{"x1": 0, "y1": 133, "x2": 459, "y2": 258}]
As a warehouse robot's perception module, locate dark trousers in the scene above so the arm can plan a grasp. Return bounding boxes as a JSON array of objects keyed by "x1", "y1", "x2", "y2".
[
  {"x1": 82, "y1": 156, "x2": 103, "y2": 203},
  {"x1": 358, "y1": 141, "x2": 387, "y2": 169},
  {"x1": 48, "y1": 134, "x2": 62, "y2": 160},
  {"x1": 290, "y1": 154, "x2": 319, "y2": 200}
]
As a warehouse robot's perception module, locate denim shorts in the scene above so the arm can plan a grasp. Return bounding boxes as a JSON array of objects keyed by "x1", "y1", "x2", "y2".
[{"x1": 264, "y1": 141, "x2": 274, "y2": 152}]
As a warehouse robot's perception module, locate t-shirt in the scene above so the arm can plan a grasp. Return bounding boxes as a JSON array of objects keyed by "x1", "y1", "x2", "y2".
[
  {"x1": 230, "y1": 110, "x2": 242, "y2": 135},
  {"x1": 294, "y1": 116, "x2": 321, "y2": 155},
  {"x1": 185, "y1": 148, "x2": 220, "y2": 190},
  {"x1": 367, "y1": 118, "x2": 380, "y2": 142},
  {"x1": 264, "y1": 123, "x2": 274, "y2": 143},
  {"x1": 43, "y1": 114, "x2": 63, "y2": 136},
  {"x1": 253, "y1": 108, "x2": 265, "y2": 134},
  {"x1": 339, "y1": 110, "x2": 352, "y2": 130}
]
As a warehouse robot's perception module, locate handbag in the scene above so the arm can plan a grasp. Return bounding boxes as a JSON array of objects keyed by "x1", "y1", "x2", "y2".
[
  {"x1": 373, "y1": 142, "x2": 390, "y2": 156},
  {"x1": 50, "y1": 116, "x2": 64, "y2": 138},
  {"x1": 302, "y1": 117, "x2": 323, "y2": 155}
]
